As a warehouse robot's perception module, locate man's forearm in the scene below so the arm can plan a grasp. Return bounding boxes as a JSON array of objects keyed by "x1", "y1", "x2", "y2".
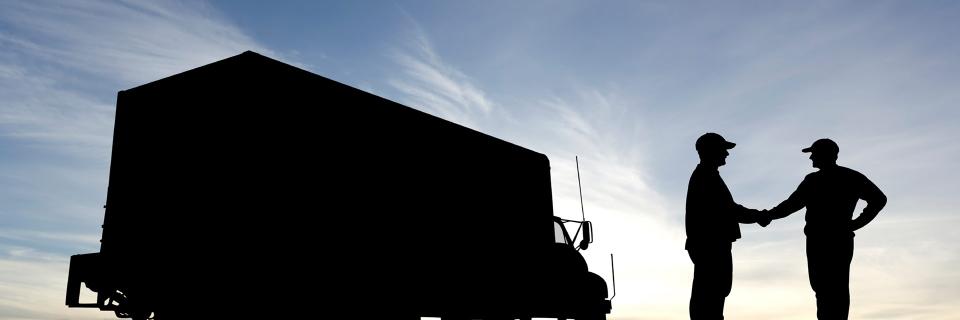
[
  {"x1": 769, "y1": 197, "x2": 803, "y2": 220},
  {"x1": 851, "y1": 196, "x2": 887, "y2": 231},
  {"x1": 735, "y1": 206, "x2": 763, "y2": 223}
]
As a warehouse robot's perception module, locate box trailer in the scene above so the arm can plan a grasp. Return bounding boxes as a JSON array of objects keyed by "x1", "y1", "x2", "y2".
[{"x1": 65, "y1": 51, "x2": 611, "y2": 319}]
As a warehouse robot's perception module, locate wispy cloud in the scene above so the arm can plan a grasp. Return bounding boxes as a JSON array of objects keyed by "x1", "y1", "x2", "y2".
[
  {"x1": 0, "y1": 1, "x2": 276, "y2": 154},
  {"x1": 387, "y1": 21, "x2": 493, "y2": 128},
  {"x1": 0, "y1": 1, "x2": 273, "y2": 85},
  {"x1": 0, "y1": 61, "x2": 115, "y2": 157},
  {"x1": 535, "y1": 88, "x2": 667, "y2": 218}
]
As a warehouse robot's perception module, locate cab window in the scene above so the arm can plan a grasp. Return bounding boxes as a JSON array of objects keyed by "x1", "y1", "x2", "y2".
[{"x1": 554, "y1": 220, "x2": 570, "y2": 245}]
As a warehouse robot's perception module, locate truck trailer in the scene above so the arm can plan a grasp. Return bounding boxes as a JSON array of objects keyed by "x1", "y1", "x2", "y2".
[{"x1": 65, "y1": 51, "x2": 611, "y2": 319}]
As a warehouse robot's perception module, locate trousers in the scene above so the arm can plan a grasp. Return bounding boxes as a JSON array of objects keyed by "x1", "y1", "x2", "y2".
[
  {"x1": 807, "y1": 236, "x2": 854, "y2": 320},
  {"x1": 688, "y1": 242, "x2": 732, "y2": 320}
]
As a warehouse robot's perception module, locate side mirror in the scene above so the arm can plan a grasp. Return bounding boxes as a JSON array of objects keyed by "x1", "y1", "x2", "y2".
[{"x1": 578, "y1": 221, "x2": 593, "y2": 250}]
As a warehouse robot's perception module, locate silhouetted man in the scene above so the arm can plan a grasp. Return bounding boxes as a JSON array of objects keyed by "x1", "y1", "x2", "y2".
[
  {"x1": 765, "y1": 138, "x2": 886, "y2": 320},
  {"x1": 685, "y1": 132, "x2": 769, "y2": 320}
]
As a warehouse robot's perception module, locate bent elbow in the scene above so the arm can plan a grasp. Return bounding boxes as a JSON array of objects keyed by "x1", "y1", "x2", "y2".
[{"x1": 874, "y1": 193, "x2": 888, "y2": 208}]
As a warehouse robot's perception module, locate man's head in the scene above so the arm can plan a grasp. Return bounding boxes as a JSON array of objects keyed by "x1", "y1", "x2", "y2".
[
  {"x1": 802, "y1": 138, "x2": 839, "y2": 169},
  {"x1": 696, "y1": 132, "x2": 736, "y2": 167}
]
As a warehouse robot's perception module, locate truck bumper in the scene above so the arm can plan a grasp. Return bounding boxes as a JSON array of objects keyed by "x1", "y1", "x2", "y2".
[{"x1": 65, "y1": 252, "x2": 102, "y2": 308}]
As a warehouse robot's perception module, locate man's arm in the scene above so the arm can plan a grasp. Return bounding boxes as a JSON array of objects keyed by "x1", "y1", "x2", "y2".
[
  {"x1": 734, "y1": 205, "x2": 765, "y2": 224},
  {"x1": 850, "y1": 176, "x2": 886, "y2": 231},
  {"x1": 768, "y1": 178, "x2": 809, "y2": 220}
]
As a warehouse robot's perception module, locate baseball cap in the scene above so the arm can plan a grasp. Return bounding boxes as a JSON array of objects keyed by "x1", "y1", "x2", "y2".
[
  {"x1": 696, "y1": 132, "x2": 736, "y2": 152},
  {"x1": 802, "y1": 138, "x2": 839, "y2": 155}
]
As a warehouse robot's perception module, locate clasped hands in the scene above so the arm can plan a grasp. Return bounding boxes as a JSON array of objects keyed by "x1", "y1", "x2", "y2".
[{"x1": 757, "y1": 209, "x2": 773, "y2": 227}]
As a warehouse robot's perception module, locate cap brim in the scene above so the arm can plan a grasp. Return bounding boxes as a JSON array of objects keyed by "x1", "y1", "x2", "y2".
[
  {"x1": 801, "y1": 147, "x2": 813, "y2": 153},
  {"x1": 723, "y1": 141, "x2": 736, "y2": 149}
]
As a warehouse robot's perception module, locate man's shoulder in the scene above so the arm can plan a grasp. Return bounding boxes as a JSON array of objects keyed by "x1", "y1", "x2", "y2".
[
  {"x1": 807, "y1": 166, "x2": 871, "y2": 188},
  {"x1": 837, "y1": 166, "x2": 868, "y2": 180},
  {"x1": 806, "y1": 166, "x2": 864, "y2": 178},
  {"x1": 838, "y1": 165, "x2": 862, "y2": 173}
]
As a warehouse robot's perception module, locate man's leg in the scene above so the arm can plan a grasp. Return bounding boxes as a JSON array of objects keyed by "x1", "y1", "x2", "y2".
[
  {"x1": 688, "y1": 243, "x2": 733, "y2": 320},
  {"x1": 807, "y1": 237, "x2": 854, "y2": 320}
]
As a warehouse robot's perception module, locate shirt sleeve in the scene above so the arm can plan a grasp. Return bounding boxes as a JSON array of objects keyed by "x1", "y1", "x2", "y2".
[
  {"x1": 858, "y1": 174, "x2": 886, "y2": 204},
  {"x1": 851, "y1": 173, "x2": 887, "y2": 231},
  {"x1": 769, "y1": 176, "x2": 810, "y2": 219}
]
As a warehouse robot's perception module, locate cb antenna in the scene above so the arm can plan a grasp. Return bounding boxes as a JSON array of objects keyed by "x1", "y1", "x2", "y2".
[
  {"x1": 571, "y1": 156, "x2": 588, "y2": 248},
  {"x1": 577, "y1": 156, "x2": 585, "y2": 222},
  {"x1": 610, "y1": 253, "x2": 617, "y2": 300}
]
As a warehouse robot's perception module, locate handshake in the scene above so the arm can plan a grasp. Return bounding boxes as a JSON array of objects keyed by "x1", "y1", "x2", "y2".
[{"x1": 756, "y1": 209, "x2": 774, "y2": 227}]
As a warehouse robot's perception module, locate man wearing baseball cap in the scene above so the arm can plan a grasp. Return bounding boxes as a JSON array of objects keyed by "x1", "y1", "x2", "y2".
[
  {"x1": 765, "y1": 138, "x2": 887, "y2": 319},
  {"x1": 685, "y1": 132, "x2": 769, "y2": 320}
]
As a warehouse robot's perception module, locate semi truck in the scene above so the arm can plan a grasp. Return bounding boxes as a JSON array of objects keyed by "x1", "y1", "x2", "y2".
[{"x1": 65, "y1": 51, "x2": 611, "y2": 319}]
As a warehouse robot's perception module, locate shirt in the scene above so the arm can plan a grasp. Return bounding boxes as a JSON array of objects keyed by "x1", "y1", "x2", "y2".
[
  {"x1": 685, "y1": 164, "x2": 762, "y2": 249},
  {"x1": 770, "y1": 165, "x2": 886, "y2": 238}
]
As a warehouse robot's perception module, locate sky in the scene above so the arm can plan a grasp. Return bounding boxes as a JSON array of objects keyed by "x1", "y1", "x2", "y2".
[{"x1": 1, "y1": 1, "x2": 958, "y2": 319}]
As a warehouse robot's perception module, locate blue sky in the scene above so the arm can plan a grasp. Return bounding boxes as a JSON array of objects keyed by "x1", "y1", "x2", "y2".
[{"x1": 1, "y1": 1, "x2": 958, "y2": 319}]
